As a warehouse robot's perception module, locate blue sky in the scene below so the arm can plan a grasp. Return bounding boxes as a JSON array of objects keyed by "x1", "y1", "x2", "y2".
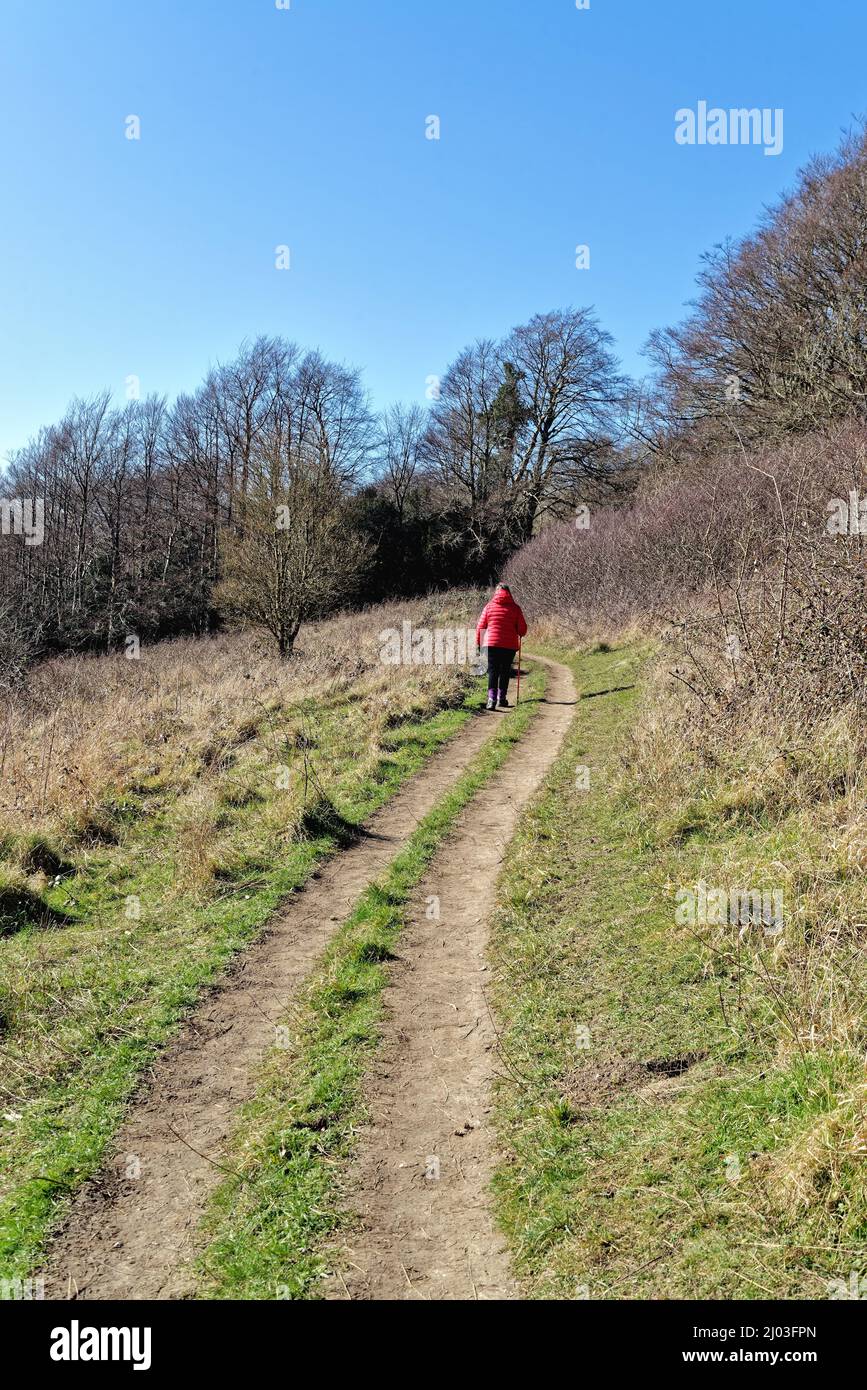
[{"x1": 0, "y1": 0, "x2": 862, "y2": 460}]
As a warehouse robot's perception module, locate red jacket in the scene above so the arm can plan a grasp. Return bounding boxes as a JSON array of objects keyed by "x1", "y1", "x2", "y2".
[{"x1": 476, "y1": 588, "x2": 528, "y2": 650}]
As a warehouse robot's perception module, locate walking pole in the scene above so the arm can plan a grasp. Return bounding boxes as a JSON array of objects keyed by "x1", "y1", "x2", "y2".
[{"x1": 516, "y1": 636, "x2": 522, "y2": 705}]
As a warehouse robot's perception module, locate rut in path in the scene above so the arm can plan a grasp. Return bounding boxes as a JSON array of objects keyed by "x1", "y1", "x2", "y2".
[
  {"x1": 325, "y1": 655, "x2": 576, "y2": 1300},
  {"x1": 43, "y1": 695, "x2": 513, "y2": 1300}
]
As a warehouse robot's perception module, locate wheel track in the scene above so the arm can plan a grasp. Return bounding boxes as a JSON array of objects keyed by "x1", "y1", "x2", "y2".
[
  {"x1": 43, "y1": 694, "x2": 511, "y2": 1300},
  {"x1": 324, "y1": 655, "x2": 577, "y2": 1300}
]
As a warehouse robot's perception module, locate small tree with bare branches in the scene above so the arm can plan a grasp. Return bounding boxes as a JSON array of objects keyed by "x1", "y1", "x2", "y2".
[{"x1": 217, "y1": 471, "x2": 369, "y2": 658}]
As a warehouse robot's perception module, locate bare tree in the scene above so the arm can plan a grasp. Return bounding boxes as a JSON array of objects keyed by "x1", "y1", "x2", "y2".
[
  {"x1": 215, "y1": 351, "x2": 374, "y2": 656},
  {"x1": 216, "y1": 470, "x2": 369, "y2": 657},
  {"x1": 424, "y1": 338, "x2": 505, "y2": 563},
  {"x1": 424, "y1": 310, "x2": 624, "y2": 559},
  {"x1": 378, "y1": 402, "x2": 426, "y2": 521},
  {"x1": 646, "y1": 125, "x2": 867, "y2": 458},
  {"x1": 502, "y1": 307, "x2": 625, "y2": 537}
]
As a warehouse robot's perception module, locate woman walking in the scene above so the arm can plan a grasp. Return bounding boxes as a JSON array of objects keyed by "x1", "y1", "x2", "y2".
[{"x1": 475, "y1": 583, "x2": 528, "y2": 711}]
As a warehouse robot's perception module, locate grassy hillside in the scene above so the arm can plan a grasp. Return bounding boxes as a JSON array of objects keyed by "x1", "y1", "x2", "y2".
[
  {"x1": 0, "y1": 597, "x2": 484, "y2": 1278},
  {"x1": 489, "y1": 640, "x2": 867, "y2": 1299}
]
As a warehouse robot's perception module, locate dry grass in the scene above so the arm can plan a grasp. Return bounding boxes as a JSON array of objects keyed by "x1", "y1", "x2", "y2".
[
  {"x1": 609, "y1": 641, "x2": 867, "y2": 1242},
  {"x1": 0, "y1": 597, "x2": 479, "y2": 878},
  {"x1": 0, "y1": 593, "x2": 493, "y2": 1275},
  {"x1": 529, "y1": 614, "x2": 647, "y2": 654},
  {"x1": 489, "y1": 639, "x2": 867, "y2": 1297}
]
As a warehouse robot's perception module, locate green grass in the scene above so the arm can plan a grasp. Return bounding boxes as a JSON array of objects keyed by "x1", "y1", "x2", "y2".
[
  {"x1": 489, "y1": 641, "x2": 867, "y2": 1300},
  {"x1": 0, "y1": 677, "x2": 488, "y2": 1280},
  {"x1": 197, "y1": 665, "x2": 546, "y2": 1299}
]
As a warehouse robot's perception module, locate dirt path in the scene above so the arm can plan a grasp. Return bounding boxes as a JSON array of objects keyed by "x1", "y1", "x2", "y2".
[
  {"x1": 43, "y1": 697, "x2": 518, "y2": 1301},
  {"x1": 324, "y1": 655, "x2": 576, "y2": 1300}
]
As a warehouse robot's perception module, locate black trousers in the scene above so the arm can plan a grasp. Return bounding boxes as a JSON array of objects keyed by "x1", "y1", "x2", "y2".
[{"x1": 486, "y1": 645, "x2": 516, "y2": 695}]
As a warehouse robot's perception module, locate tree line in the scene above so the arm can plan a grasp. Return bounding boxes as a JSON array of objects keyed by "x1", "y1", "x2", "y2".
[
  {"x1": 639, "y1": 125, "x2": 867, "y2": 462},
  {"x1": 0, "y1": 308, "x2": 626, "y2": 667}
]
